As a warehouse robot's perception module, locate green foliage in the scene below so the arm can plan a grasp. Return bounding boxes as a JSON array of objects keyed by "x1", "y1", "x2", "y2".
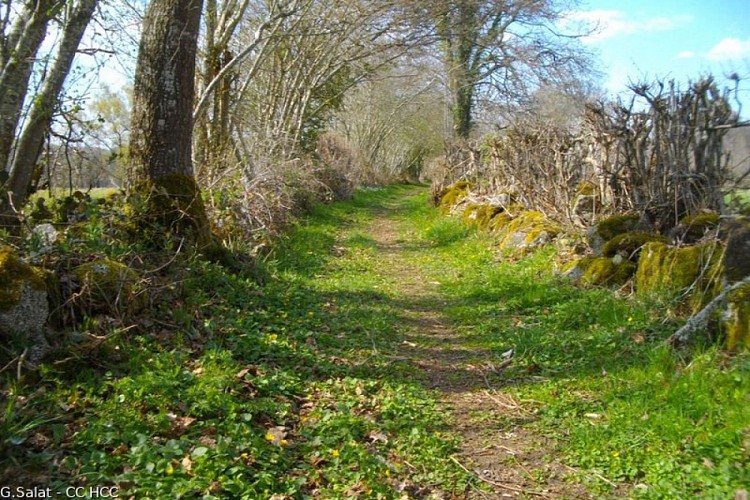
[
  {"x1": 402, "y1": 189, "x2": 748, "y2": 497},
  {"x1": 2, "y1": 185, "x2": 746, "y2": 498},
  {"x1": 0, "y1": 185, "x2": 467, "y2": 497}
]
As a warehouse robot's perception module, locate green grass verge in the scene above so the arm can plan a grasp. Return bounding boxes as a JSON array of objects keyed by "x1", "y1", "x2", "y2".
[
  {"x1": 1, "y1": 185, "x2": 466, "y2": 498},
  {"x1": 2, "y1": 184, "x2": 747, "y2": 498},
  {"x1": 402, "y1": 190, "x2": 750, "y2": 498}
]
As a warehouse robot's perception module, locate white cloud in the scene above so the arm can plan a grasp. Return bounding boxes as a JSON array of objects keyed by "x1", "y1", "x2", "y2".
[
  {"x1": 677, "y1": 50, "x2": 696, "y2": 59},
  {"x1": 565, "y1": 10, "x2": 691, "y2": 44},
  {"x1": 707, "y1": 38, "x2": 750, "y2": 61}
]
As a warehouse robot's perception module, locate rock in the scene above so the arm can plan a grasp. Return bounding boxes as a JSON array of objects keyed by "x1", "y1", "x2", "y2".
[
  {"x1": 497, "y1": 210, "x2": 561, "y2": 251},
  {"x1": 669, "y1": 212, "x2": 720, "y2": 245},
  {"x1": 0, "y1": 246, "x2": 50, "y2": 365},
  {"x1": 563, "y1": 256, "x2": 636, "y2": 286},
  {"x1": 73, "y1": 259, "x2": 144, "y2": 315},
  {"x1": 635, "y1": 241, "x2": 724, "y2": 311},
  {"x1": 601, "y1": 232, "x2": 668, "y2": 260},
  {"x1": 724, "y1": 284, "x2": 750, "y2": 351},
  {"x1": 723, "y1": 216, "x2": 750, "y2": 283}
]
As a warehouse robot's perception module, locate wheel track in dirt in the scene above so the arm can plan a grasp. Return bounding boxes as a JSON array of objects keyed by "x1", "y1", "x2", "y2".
[{"x1": 358, "y1": 189, "x2": 594, "y2": 499}]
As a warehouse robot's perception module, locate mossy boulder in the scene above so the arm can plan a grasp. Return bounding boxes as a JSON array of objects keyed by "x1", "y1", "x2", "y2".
[
  {"x1": 73, "y1": 259, "x2": 144, "y2": 315},
  {"x1": 497, "y1": 210, "x2": 561, "y2": 251},
  {"x1": 488, "y1": 211, "x2": 513, "y2": 232},
  {"x1": 0, "y1": 246, "x2": 47, "y2": 312},
  {"x1": 636, "y1": 241, "x2": 724, "y2": 311},
  {"x1": 564, "y1": 256, "x2": 636, "y2": 286},
  {"x1": 724, "y1": 284, "x2": 750, "y2": 351},
  {"x1": 462, "y1": 204, "x2": 503, "y2": 230},
  {"x1": 439, "y1": 181, "x2": 474, "y2": 214},
  {"x1": 596, "y1": 214, "x2": 641, "y2": 241},
  {"x1": 669, "y1": 212, "x2": 720, "y2": 244},
  {"x1": 602, "y1": 232, "x2": 668, "y2": 260},
  {"x1": 723, "y1": 216, "x2": 750, "y2": 282},
  {"x1": 0, "y1": 246, "x2": 50, "y2": 364}
]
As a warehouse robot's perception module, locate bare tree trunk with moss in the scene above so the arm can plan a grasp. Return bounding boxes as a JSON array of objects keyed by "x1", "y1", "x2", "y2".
[
  {"x1": 128, "y1": 0, "x2": 212, "y2": 247},
  {"x1": 4, "y1": 0, "x2": 97, "y2": 212}
]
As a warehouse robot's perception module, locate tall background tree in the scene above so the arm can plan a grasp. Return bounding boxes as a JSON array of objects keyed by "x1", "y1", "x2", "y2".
[{"x1": 412, "y1": 0, "x2": 593, "y2": 138}]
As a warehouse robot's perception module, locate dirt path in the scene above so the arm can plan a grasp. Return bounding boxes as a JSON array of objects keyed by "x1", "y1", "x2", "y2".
[{"x1": 362, "y1": 193, "x2": 592, "y2": 499}]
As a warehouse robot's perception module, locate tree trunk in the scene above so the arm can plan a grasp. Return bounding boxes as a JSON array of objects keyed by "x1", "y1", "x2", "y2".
[
  {"x1": 4, "y1": 0, "x2": 97, "y2": 211},
  {"x1": 128, "y1": 0, "x2": 212, "y2": 247},
  {"x1": 0, "y1": 0, "x2": 61, "y2": 175},
  {"x1": 438, "y1": 1, "x2": 478, "y2": 139}
]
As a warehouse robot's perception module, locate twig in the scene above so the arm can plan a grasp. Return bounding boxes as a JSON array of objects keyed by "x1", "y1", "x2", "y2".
[
  {"x1": 144, "y1": 237, "x2": 185, "y2": 274},
  {"x1": 0, "y1": 354, "x2": 21, "y2": 375},
  {"x1": 17, "y1": 348, "x2": 28, "y2": 380},
  {"x1": 450, "y1": 456, "x2": 551, "y2": 498},
  {"x1": 668, "y1": 275, "x2": 750, "y2": 347}
]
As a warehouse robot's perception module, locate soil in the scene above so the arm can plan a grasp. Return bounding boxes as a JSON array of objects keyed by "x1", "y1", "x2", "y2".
[{"x1": 360, "y1": 193, "x2": 597, "y2": 499}]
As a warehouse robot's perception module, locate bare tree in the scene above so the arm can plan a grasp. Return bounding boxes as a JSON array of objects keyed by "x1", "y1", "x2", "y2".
[
  {"x1": 0, "y1": 0, "x2": 63, "y2": 176},
  {"x1": 4, "y1": 0, "x2": 98, "y2": 212},
  {"x1": 408, "y1": 0, "x2": 593, "y2": 138}
]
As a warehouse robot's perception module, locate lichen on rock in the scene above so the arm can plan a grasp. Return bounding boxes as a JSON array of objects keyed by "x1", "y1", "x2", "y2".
[
  {"x1": 461, "y1": 204, "x2": 503, "y2": 230},
  {"x1": 439, "y1": 181, "x2": 474, "y2": 215},
  {"x1": 601, "y1": 231, "x2": 667, "y2": 260},
  {"x1": 563, "y1": 256, "x2": 636, "y2": 286},
  {"x1": 497, "y1": 210, "x2": 561, "y2": 251},
  {"x1": 0, "y1": 246, "x2": 50, "y2": 364}
]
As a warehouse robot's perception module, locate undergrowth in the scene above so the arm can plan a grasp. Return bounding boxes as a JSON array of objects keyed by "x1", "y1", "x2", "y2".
[{"x1": 0, "y1": 185, "x2": 467, "y2": 498}]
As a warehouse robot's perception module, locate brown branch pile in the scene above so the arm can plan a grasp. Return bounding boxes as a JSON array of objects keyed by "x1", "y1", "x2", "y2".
[
  {"x1": 439, "y1": 77, "x2": 739, "y2": 230},
  {"x1": 585, "y1": 78, "x2": 736, "y2": 231}
]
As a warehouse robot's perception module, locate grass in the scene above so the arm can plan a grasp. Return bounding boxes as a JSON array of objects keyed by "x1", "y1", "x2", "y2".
[
  {"x1": 401, "y1": 189, "x2": 750, "y2": 497},
  {"x1": 1, "y1": 185, "x2": 467, "y2": 498},
  {"x1": 1, "y1": 184, "x2": 748, "y2": 498}
]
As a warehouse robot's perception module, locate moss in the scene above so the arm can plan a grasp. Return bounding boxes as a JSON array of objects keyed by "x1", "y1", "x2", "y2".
[
  {"x1": 131, "y1": 173, "x2": 217, "y2": 249},
  {"x1": 462, "y1": 204, "x2": 502, "y2": 229},
  {"x1": 602, "y1": 231, "x2": 667, "y2": 260},
  {"x1": 579, "y1": 256, "x2": 637, "y2": 286},
  {"x1": 498, "y1": 210, "x2": 561, "y2": 249},
  {"x1": 636, "y1": 241, "x2": 724, "y2": 311},
  {"x1": 488, "y1": 212, "x2": 513, "y2": 232},
  {"x1": 0, "y1": 246, "x2": 46, "y2": 311},
  {"x1": 73, "y1": 259, "x2": 144, "y2": 314},
  {"x1": 439, "y1": 181, "x2": 474, "y2": 214},
  {"x1": 725, "y1": 284, "x2": 750, "y2": 351},
  {"x1": 677, "y1": 212, "x2": 720, "y2": 241},
  {"x1": 596, "y1": 214, "x2": 640, "y2": 241}
]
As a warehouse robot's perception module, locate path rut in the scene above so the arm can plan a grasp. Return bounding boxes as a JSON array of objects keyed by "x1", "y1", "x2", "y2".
[{"x1": 358, "y1": 192, "x2": 592, "y2": 499}]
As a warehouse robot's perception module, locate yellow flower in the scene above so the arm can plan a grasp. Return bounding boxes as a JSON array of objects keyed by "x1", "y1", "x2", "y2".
[
  {"x1": 265, "y1": 433, "x2": 276, "y2": 442},
  {"x1": 331, "y1": 449, "x2": 340, "y2": 458},
  {"x1": 165, "y1": 463, "x2": 174, "y2": 475},
  {"x1": 280, "y1": 439, "x2": 289, "y2": 447}
]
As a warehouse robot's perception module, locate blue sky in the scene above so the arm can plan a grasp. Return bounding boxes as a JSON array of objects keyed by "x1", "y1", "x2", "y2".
[{"x1": 569, "y1": 0, "x2": 750, "y2": 111}]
